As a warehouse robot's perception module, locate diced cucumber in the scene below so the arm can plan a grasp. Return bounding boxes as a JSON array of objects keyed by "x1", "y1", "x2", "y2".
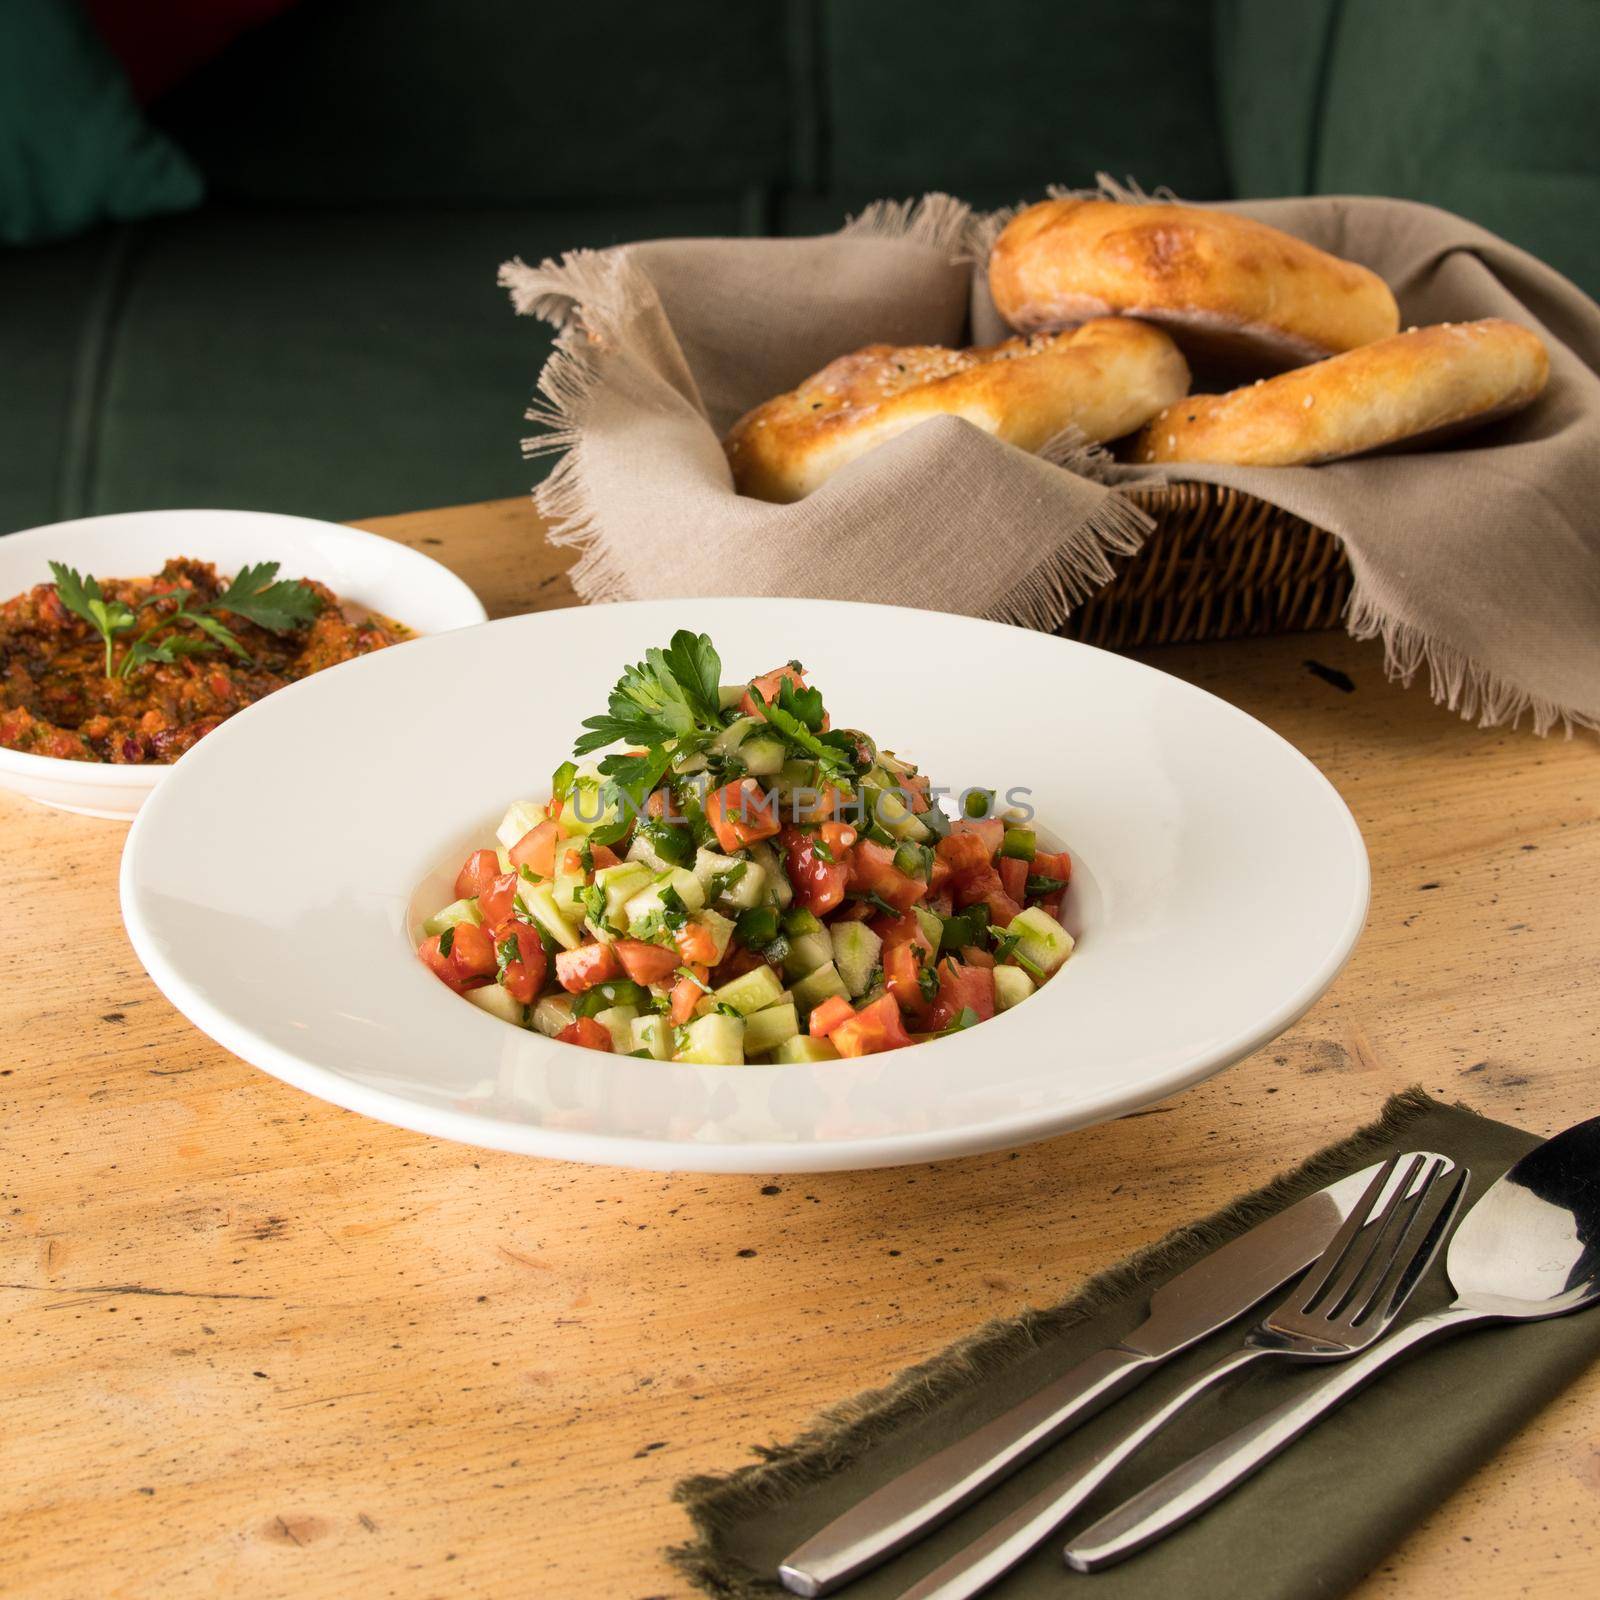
[
  {"x1": 782, "y1": 906, "x2": 823, "y2": 937},
  {"x1": 711, "y1": 963, "x2": 785, "y2": 1016},
  {"x1": 718, "y1": 684, "x2": 746, "y2": 711},
  {"x1": 626, "y1": 832, "x2": 673, "y2": 873},
  {"x1": 675, "y1": 1012, "x2": 745, "y2": 1065},
  {"x1": 776, "y1": 1034, "x2": 840, "y2": 1064},
  {"x1": 831, "y1": 921, "x2": 882, "y2": 997},
  {"x1": 524, "y1": 883, "x2": 581, "y2": 950},
  {"x1": 595, "y1": 861, "x2": 652, "y2": 926},
  {"x1": 593, "y1": 1003, "x2": 639, "y2": 1054},
  {"x1": 712, "y1": 715, "x2": 757, "y2": 754},
  {"x1": 912, "y1": 905, "x2": 944, "y2": 950},
  {"x1": 791, "y1": 960, "x2": 850, "y2": 1012},
  {"x1": 693, "y1": 848, "x2": 768, "y2": 910},
  {"x1": 466, "y1": 983, "x2": 525, "y2": 1025},
  {"x1": 743, "y1": 1001, "x2": 800, "y2": 1056},
  {"x1": 872, "y1": 782, "x2": 931, "y2": 842},
  {"x1": 422, "y1": 897, "x2": 483, "y2": 937},
  {"x1": 624, "y1": 865, "x2": 706, "y2": 925},
  {"x1": 558, "y1": 764, "x2": 620, "y2": 839},
  {"x1": 531, "y1": 993, "x2": 575, "y2": 1036},
  {"x1": 495, "y1": 846, "x2": 513, "y2": 874},
  {"x1": 691, "y1": 907, "x2": 737, "y2": 964},
  {"x1": 747, "y1": 841, "x2": 793, "y2": 908},
  {"x1": 994, "y1": 965, "x2": 1035, "y2": 1010},
  {"x1": 496, "y1": 800, "x2": 547, "y2": 851},
  {"x1": 782, "y1": 928, "x2": 834, "y2": 980},
  {"x1": 631, "y1": 1014, "x2": 673, "y2": 1060},
  {"x1": 1008, "y1": 906, "x2": 1075, "y2": 973},
  {"x1": 740, "y1": 735, "x2": 786, "y2": 777}
]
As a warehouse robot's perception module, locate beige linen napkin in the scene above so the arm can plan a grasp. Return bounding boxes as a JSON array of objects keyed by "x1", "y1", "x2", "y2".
[{"x1": 500, "y1": 188, "x2": 1600, "y2": 733}]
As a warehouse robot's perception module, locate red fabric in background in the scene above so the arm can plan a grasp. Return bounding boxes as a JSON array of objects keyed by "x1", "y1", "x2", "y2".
[{"x1": 83, "y1": 0, "x2": 302, "y2": 102}]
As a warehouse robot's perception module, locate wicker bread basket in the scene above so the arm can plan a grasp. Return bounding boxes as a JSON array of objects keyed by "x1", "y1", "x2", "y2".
[{"x1": 1061, "y1": 483, "x2": 1351, "y2": 649}]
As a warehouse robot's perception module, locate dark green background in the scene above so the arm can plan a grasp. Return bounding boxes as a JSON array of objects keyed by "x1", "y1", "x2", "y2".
[{"x1": 3, "y1": 0, "x2": 1596, "y2": 534}]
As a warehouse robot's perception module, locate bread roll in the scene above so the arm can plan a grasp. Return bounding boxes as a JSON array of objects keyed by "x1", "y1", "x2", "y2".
[
  {"x1": 1132, "y1": 319, "x2": 1549, "y2": 467},
  {"x1": 990, "y1": 198, "x2": 1400, "y2": 369},
  {"x1": 725, "y1": 318, "x2": 1190, "y2": 503}
]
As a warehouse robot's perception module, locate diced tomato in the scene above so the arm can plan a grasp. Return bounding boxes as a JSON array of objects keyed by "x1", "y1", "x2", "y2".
[
  {"x1": 560, "y1": 843, "x2": 620, "y2": 878},
  {"x1": 952, "y1": 817, "x2": 1005, "y2": 857},
  {"x1": 927, "y1": 892, "x2": 953, "y2": 919},
  {"x1": 808, "y1": 995, "x2": 855, "y2": 1038},
  {"x1": 1041, "y1": 892, "x2": 1065, "y2": 920},
  {"x1": 741, "y1": 664, "x2": 828, "y2": 728},
  {"x1": 477, "y1": 871, "x2": 519, "y2": 929},
  {"x1": 934, "y1": 825, "x2": 998, "y2": 876},
  {"x1": 613, "y1": 939, "x2": 680, "y2": 986},
  {"x1": 927, "y1": 958, "x2": 997, "y2": 1030},
  {"x1": 960, "y1": 946, "x2": 996, "y2": 969},
  {"x1": 929, "y1": 855, "x2": 954, "y2": 894},
  {"x1": 510, "y1": 819, "x2": 563, "y2": 876},
  {"x1": 454, "y1": 849, "x2": 500, "y2": 901},
  {"x1": 820, "y1": 820, "x2": 858, "y2": 856},
  {"x1": 903, "y1": 772, "x2": 931, "y2": 813},
  {"x1": 494, "y1": 922, "x2": 548, "y2": 1003},
  {"x1": 707, "y1": 779, "x2": 781, "y2": 852},
  {"x1": 1032, "y1": 850, "x2": 1072, "y2": 888},
  {"x1": 445, "y1": 921, "x2": 496, "y2": 978},
  {"x1": 554, "y1": 941, "x2": 621, "y2": 994},
  {"x1": 418, "y1": 920, "x2": 499, "y2": 992},
  {"x1": 849, "y1": 839, "x2": 927, "y2": 912},
  {"x1": 668, "y1": 967, "x2": 709, "y2": 1025},
  {"x1": 831, "y1": 995, "x2": 913, "y2": 1057},
  {"x1": 952, "y1": 864, "x2": 1021, "y2": 928},
  {"x1": 500, "y1": 960, "x2": 540, "y2": 1004},
  {"x1": 998, "y1": 855, "x2": 1028, "y2": 902},
  {"x1": 831, "y1": 900, "x2": 873, "y2": 924},
  {"x1": 555, "y1": 1016, "x2": 614, "y2": 1052},
  {"x1": 711, "y1": 944, "x2": 767, "y2": 985},
  {"x1": 674, "y1": 921, "x2": 720, "y2": 966},
  {"x1": 873, "y1": 908, "x2": 934, "y2": 960},
  {"x1": 883, "y1": 941, "x2": 930, "y2": 1020},
  {"x1": 783, "y1": 824, "x2": 850, "y2": 916}
]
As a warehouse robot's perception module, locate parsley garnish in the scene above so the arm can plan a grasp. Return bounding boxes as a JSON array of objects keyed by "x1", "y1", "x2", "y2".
[
  {"x1": 49, "y1": 559, "x2": 320, "y2": 680},
  {"x1": 573, "y1": 631, "x2": 724, "y2": 755},
  {"x1": 917, "y1": 965, "x2": 940, "y2": 1003},
  {"x1": 1025, "y1": 875, "x2": 1069, "y2": 898},
  {"x1": 437, "y1": 926, "x2": 455, "y2": 958}
]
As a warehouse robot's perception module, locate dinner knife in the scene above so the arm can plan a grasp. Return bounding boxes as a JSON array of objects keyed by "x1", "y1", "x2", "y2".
[{"x1": 777, "y1": 1156, "x2": 1425, "y2": 1597}]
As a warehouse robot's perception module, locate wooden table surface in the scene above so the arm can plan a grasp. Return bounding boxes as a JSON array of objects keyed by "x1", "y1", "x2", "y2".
[{"x1": 3, "y1": 497, "x2": 1597, "y2": 1599}]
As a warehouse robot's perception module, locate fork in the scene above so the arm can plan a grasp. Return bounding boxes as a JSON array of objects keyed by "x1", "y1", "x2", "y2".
[{"x1": 890, "y1": 1152, "x2": 1469, "y2": 1600}]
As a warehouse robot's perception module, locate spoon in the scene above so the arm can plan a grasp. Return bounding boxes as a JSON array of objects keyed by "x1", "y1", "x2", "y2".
[{"x1": 1064, "y1": 1114, "x2": 1600, "y2": 1572}]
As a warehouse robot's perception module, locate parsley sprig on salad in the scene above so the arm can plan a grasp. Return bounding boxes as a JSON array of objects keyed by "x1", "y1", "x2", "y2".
[{"x1": 49, "y1": 559, "x2": 322, "y2": 679}]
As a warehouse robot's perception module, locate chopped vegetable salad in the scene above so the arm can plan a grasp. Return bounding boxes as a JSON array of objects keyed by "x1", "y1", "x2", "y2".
[{"x1": 417, "y1": 633, "x2": 1074, "y2": 1063}]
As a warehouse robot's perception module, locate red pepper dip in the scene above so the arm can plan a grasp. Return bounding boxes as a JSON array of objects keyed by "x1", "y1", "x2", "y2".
[{"x1": 0, "y1": 557, "x2": 412, "y2": 763}]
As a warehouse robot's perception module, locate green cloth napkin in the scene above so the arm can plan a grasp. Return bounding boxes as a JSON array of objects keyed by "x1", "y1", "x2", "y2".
[{"x1": 673, "y1": 1091, "x2": 1600, "y2": 1598}]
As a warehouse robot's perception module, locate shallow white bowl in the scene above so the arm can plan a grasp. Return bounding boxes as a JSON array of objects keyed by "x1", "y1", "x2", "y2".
[
  {"x1": 0, "y1": 508, "x2": 486, "y2": 819},
  {"x1": 121, "y1": 598, "x2": 1367, "y2": 1172}
]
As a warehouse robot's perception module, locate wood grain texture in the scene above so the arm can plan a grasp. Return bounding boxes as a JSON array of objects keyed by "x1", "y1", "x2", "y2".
[{"x1": 1, "y1": 496, "x2": 1596, "y2": 1599}]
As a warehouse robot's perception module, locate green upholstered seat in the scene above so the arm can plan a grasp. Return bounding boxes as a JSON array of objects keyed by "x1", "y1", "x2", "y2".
[{"x1": 2, "y1": 0, "x2": 1594, "y2": 533}]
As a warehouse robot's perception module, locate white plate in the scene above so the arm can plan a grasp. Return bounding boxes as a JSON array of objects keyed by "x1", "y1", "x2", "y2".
[
  {"x1": 120, "y1": 598, "x2": 1367, "y2": 1172},
  {"x1": 0, "y1": 509, "x2": 486, "y2": 819}
]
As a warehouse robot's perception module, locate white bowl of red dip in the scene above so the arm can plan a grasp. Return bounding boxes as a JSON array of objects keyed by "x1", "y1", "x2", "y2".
[{"x1": 0, "y1": 509, "x2": 486, "y2": 819}]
